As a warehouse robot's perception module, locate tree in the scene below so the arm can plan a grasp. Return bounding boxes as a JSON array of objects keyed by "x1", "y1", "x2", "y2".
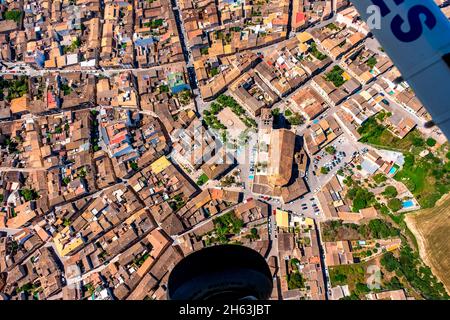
[
  {"x1": 373, "y1": 173, "x2": 387, "y2": 184},
  {"x1": 20, "y1": 189, "x2": 38, "y2": 202},
  {"x1": 331, "y1": 272, "x2": 347, "y2": 283},
  {"x1": 412, "y1": 137, "x2": 425, "y2": 147},
  {"x1": 271, "y1": 108, "x2": 280, "y2": 116},
  {"x1": 353, "y1": 197, "x2": 367, "y2": 212},
  {"x1": 325, "y1": 146, "x2": 336, "y2": 154},
  {"x1": 290, "y1": 258, "x2": 300, "y2": 269},
  {"x1": 200, "y1": 47, "x2": 209, "y2": 55},
  {"x1": 284, "y1": 109, "x2": 292, "y2": 117},
  {"x1": 60, "y1": 83, "x2": 72, "y2": 95},
  {"x1": 366, "y1": 56, "x2": 378, "y2": 68},
  {"x1": 385, "y1": 276, "x2": 403, "y2": 290},
  {"x1": 130, "y1": 161, "x2": 138, "y2": 171},
  {"x1": 288, "y1": 113, "x2": 303, "y2": 125},
  {"x1": 368, "y1": 219, "x2": 399, "y2": 238},
  {"x1": 4, "y1": 10, "x2": 22, "y2": 22},
  {"x1": 210, "y1": 67, "x2": 219, "y2": 76},
  {"x1": 178, "y1": 90, "x2": 192, "y2": 106},
  {"x1": 320, "y1": 166, "x2": 329, "y2": 174},
  {"x1": 387, "y1": 198, "x2": 402, "y2": 212},
  {"x1": 326, "y1": 23, "x2": 340, "y2": 31},
  {"x1": 144, "y1": 18, "x2": 164, "y2": 28},
  {"x1": 210, "y1": 102, "x2": 223, "y2": 114},
  {"x1": 404, "y1": 153, "x2": 415, "y2": 167},
  {"x1": 196, "y1": 173, "x2": 209, "y2": 186},
  {"x1": 247, "y1": 227, "x2": 259, "y2": 240},
  {"x1": 382, "y1": 186, "x2": 398, "y2": 198},
  {"x1": 78, "y1": 168, "x2": 87, "y2": 178},
  {"x1": 426, "y1": 138, "x2": 436, "y2": 147},
  {"x1": 348, "y1": 187, "x2": 376, "y2": 212},
  {"x1": 325, "y1": 65, "x2": 346, "y2": 87},
  {"x1": 159, "y1": 85, "x2": 169, "y2": 93},
  {"x1": 309, "y1": 42, "x2": 327, "y2": 60},
  {"x1": 287, "y1": 272, "x2": 305, "y2": 289},
  {"x1": 62, "y1": 177, "x2": 71, "y2": 186},
  {"x1": 381, "y1": 252, "x2": 400, "y2": 272},
  {"x1": 355, "y1": 282, "x2": 370, "y2": 294}
]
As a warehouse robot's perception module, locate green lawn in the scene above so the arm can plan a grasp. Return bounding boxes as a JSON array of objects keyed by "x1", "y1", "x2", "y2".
[
  {"x1": 358, "y1": 116, "x2": 425, "y2": 153},
  {"x1": 196, "y1": 173, "x2": 209, "y2": 186},
  {"x1": 329, "y1": 263, "x2": 367, "y2": 297},
  {"x1": 394, "y1": 153, "x2": 449, "y2": 208},
  {"x1": 357, "y1": 116, "x2": 449, "y2": 208}
]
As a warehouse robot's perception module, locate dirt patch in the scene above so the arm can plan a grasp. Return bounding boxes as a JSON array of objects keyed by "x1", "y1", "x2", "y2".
[{"x1": 405, "y1": 193, "x2": 450, "y2": 295}]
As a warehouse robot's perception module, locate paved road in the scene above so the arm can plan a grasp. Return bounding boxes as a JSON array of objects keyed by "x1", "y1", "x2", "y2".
[
  {"x1": 0, "y1": 227, "x2": 23, "y2": 236},
  {"x1": 0, "y1": 167, "x2": 47, "y2": 172},
  {"x1": 0, "y1": 61, "x2": 187, "y2": 77}
]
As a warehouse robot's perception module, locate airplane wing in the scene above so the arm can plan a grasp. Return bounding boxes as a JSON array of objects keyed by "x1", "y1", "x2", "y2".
[{"x1": 351, "y1": 0, "x2": 450, "y2": 139}]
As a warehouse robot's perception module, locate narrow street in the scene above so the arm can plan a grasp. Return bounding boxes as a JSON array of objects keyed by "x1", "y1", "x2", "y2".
[{"x1": 170, "y1": 0, "x2": 203, "y2": 116}]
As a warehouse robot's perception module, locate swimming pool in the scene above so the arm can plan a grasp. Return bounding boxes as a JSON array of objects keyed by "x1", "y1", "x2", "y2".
[
  {"x1": 403, "y1": 200, "x2": 414, "y2": 208},
  {"x1": 388, "y1": 167, "x2": 397, "y2": 175}
]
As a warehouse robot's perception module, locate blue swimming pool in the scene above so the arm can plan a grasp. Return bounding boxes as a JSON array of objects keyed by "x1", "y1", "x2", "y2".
[
  {"x1": 403, "y1": 200, "x2": 414, "y2": 208},
  {"x1": 388, "y1": 167, "x2": 397, "y2": 175}
]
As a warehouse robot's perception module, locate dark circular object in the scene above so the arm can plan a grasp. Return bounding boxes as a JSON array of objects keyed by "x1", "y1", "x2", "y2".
[
  {"x1": 167, "y1": 245, "x2": 273, "y2": 300},
  {"x1": 424, "y1": 120, "x2": 435, "y2": 128}
]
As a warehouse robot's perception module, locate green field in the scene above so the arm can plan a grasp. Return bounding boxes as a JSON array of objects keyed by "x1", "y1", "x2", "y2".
[
  {"x1": 358, "y1": 115, "x2": 449, "y2": 208},
  {"x1": 394, "y1": 152, "x2": 449, "y2": 208},
  {"x1": 358, "y1": 116, "x2": 425, "y2": 153}
]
